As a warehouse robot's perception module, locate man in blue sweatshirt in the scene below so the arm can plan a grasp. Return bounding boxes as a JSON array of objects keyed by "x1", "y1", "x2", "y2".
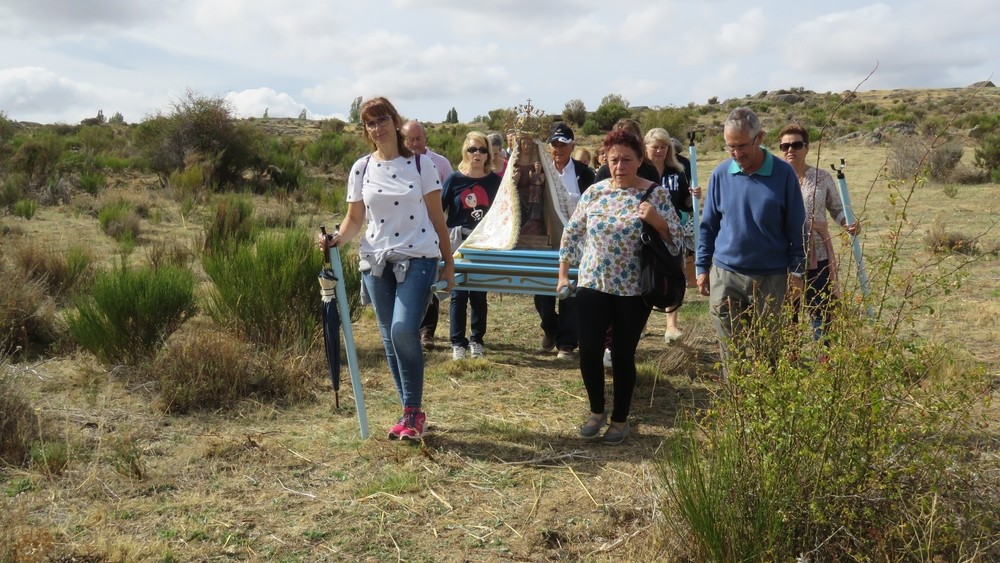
[{"x1": 695, "y1": 107, "x2": 807, "y2": 366}]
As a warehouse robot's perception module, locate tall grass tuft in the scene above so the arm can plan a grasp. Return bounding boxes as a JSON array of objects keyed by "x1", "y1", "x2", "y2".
[
  {"x1": 98, "y1": 197, "x2": 141, "y2": 242},
  {"x1": 153, "y1": 323, "x2": 311, "y2": 413},
  {"x1": 66, "y1": 262, "x2": 197, "y2": 365},
  {"x1": 12, "y1": 199, "x2": 37, "y2": 219},
  {"x1": 0, "y1": 369, "x2": 41, "y2": 466},
  {"x1": 203, "y1": 194, "x2": 257, "y2": 254},
  {"x1": 14, "y1": 242, "x2": 95, "y2": 302},
  {"x1": 202, "y1": 228, "x2": 324, "y2": 349},
  {"x1": 0, "y1": 262, "x2": 61, "y2": 357}
]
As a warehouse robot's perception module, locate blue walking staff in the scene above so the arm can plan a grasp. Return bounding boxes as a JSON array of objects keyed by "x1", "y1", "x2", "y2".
[
  {"x1": 830, "y1": 160, "x2": 874, "y2": 318},
  {"x1": 319, "y1": 225, "x2": 370, "y2": 439},
  {"x1": 687, "y1": 131, "x2": 701, "y2": 261}
]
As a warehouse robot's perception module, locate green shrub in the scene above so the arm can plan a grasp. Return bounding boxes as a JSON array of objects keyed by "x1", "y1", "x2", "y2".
[
  {"x1": 134, "y1": 91, "x2": 262, "y2": 189},
  {"x1": 0, "y1": 175, "x2": 25, "y2": 209},
  {"x1": 203, "y1": 229, "x2": 324, "y2": 349},
  {"x1": 66, "y1": 262, "x2": 197, "y2": 365},
  {"x1": 973, "y1": 132, "x2": 1000, "y2": 179},
  {"x1": 580, "y1": 119, "x2": 601, "y2": 136},
  {"x1": 91, "y1": 154, "x2": 133, "y2": 172},
  {"x1": 255, "y1": 137, "x2": 305, "y2": 192},
  {"x1": 305, "y1": 132, "x2": 368, "y2": 170},
  {"x1": 12, "y1": 198, "x2": 37, "y2": 219},
  {"x1": 203, "y1": 195, "x2": 257, "y2": 254},
  {"x1": 658, "y1": 160, "x2": 995, "y2": 559},
  {"x1": 8, "y1": 131, "x2": 63, "y2": 186},
  {"x1": 78, "y1": 170, "x2": 105, "y2": 197},
  {"x1": 98, "y1": 198, "x2": 141, "y2": 242}
]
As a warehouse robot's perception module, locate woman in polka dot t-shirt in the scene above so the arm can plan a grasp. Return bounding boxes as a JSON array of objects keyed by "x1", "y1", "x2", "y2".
[{"x1": 318, "y1": 97, "x2": 454, "y2": 441}]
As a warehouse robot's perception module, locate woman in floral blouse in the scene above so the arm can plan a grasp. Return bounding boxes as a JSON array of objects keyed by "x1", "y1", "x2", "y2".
[{"x1": 557, "y1": 129, "x2": 683, "y2": 445}]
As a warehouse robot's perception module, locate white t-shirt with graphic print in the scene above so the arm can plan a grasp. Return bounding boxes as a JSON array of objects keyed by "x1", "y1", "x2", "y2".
[{"x1": 347, "y1": 154, "x2": 443, "y2": 259}]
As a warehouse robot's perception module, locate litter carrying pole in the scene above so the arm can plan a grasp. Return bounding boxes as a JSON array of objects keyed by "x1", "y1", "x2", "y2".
[
  {"x1": 687, "y1": 131, "x2": 701, "y2": 259},
  {"x1": 323, "y1": 226, "x2": 370, "y2": 439},
  {"x1": 831, "y1": 160, "x2": 874, "y2": 318}
]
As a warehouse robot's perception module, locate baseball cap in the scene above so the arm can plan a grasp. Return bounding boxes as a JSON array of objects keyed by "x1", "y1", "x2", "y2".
[{"x1": 548, "y1": 123, "x2": 574, "y2": 144}]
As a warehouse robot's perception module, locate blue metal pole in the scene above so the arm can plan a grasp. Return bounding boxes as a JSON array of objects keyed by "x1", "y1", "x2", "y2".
[
  {"x1": 328, "y1": 241, "x2": 370, "y2": 439},
  {"x1": 831, "y1": 160, "x2": 873, "y2": 318},
  {"x1": 687, "y1": 132, "x2": 700, "y2": 261}
]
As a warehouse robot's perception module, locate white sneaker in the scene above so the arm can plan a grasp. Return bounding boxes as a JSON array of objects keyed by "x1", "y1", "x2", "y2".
[
  {"x1": 452, "y1": 345, "x2": 466, "y2": 360},
  {"x1": 664, "y1": 329, "x2": 683, "y2": 343},
  {"x1": 469, "y1": 342, "x2": 484, "y2": 358},
  {"x1": 603, "y1": 348, "x2": 612, "y2": 369}
]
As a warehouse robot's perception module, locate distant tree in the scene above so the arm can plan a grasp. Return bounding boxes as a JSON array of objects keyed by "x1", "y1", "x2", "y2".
[
  {"x1": 298, "y1": 109, "x2": 307, "y2": 120},
  {"x1": 486, "y1": 108, "x2": 516, "y2": 131},
  {"x1": 562, "y1": 99, "x2": 587, "y2": 127},
  {"x1": 600, "y1": 93, "x2": 629, "y2": 109},
  {"x1": 593, "y1": 101, "x2": 630, "y2": 131},
  {"x1": 445, "y1": 107, "x2": 459, "y2": 123},
  {"x1": 262, "y1": 108, "x2": 269, "y2": 119},
  {"x1": 108, "y1": 111, "x2": 125, "y2": 125},
  {"x1": 348, "y1": 96, "x2": 363, "y2": 123}
]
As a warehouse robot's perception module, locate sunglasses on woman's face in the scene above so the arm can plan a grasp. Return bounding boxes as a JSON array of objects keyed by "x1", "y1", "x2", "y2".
[
  {"x1": 466, "y1": 146, "x2": 489, "y2": 154},
  {"x1": 779, "y1": 141, "x2": 807, "y2": 152}
]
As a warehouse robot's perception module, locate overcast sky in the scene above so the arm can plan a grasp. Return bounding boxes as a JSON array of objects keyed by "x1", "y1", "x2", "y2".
[{"x1": 1, "y1": 0, "x2": 996, "y2": 125}]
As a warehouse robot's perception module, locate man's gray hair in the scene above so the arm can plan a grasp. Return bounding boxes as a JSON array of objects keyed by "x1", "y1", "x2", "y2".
[
  {"x1": 724, "y1": 107, "x2": 761, "y2": 137},
  {"x1": 486, "y1": 132, "x2": 504, "y2": 149}
]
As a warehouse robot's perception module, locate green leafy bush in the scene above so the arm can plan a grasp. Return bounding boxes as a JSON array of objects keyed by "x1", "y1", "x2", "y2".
[
  {"x1": 202, "y1": 228, "x2": 324, "y2": 349},
  {"x1": 134, "y1": 90, "x2": 261, "y2": 189},
  {"x1": 973, "y1": 132, "x2": 1000, "y2": 180},
  {"x1": 304, "y1": 131, "x2": 367, "y2": 170},
  {"x1": 8, "y1": 131, "x2": 63, "y2": 186},
  {"x1": 66, "y1": 262, "x2": 197, "y2": 365}
]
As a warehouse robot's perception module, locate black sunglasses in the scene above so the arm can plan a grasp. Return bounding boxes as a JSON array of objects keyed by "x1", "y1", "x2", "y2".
[
  {"x1": 466, "y1": 146, "x2": 489, "y2": 154},
  {"x1": 779, "y1": 141, "x2": 807, "y2": 152}
]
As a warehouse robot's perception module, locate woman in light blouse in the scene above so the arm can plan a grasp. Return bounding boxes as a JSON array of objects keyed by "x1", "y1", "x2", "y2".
[
  {"x1": 778, "y1": 124, "x2": 859, "y2": 339},
  {"x1": 557, "y1": 129, "x2": 683, "y2": 445}
]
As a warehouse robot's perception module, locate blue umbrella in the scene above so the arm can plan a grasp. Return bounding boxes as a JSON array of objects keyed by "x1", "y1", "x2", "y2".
[{"x1": 319, "y1": 226, "x2": 370, "y2": 438}]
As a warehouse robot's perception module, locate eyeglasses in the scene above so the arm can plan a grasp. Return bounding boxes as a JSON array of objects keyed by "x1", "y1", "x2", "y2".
[
  {"x1": 466, "y1": 146, "x2": 489, "y2": 154},
  {"x1": 725, "y1": 132, "x2": 761, "y2": 154},
  {"x1": 779, "y1": 141, "x2": 807, "y2": 152},
  {"x1": 364, "y1": 115, "x2": 392, "y2": 131}
]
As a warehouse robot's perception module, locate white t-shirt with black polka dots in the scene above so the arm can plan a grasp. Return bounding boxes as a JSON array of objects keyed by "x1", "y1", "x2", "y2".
[{"x1": 347, "y1": 154, "x2": 443, "y2": 259}]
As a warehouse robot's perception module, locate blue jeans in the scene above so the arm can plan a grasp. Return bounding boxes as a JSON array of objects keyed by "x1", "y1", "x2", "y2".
[
  {"x1": 362, "y1": 258, "x2": 438, "y2": 409},
  {"x1": 534, "y1": 294, "x2": 578, "y2": 351},
  {"x1": 449, "y1": 290, "x2": 487, "y2": 347}
]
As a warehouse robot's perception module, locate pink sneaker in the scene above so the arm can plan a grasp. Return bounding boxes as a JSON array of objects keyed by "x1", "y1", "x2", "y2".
[
  {"x1": 387, "y1": 416, "x2": 407, "y2": 440},
  {"x1": 398, "y1": 408, "x2": 426, "y2": 441}
]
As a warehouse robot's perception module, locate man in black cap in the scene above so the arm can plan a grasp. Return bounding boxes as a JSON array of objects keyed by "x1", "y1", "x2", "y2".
[{"x1": 537, "y1": 122, "x2": 595, "y2": 359}]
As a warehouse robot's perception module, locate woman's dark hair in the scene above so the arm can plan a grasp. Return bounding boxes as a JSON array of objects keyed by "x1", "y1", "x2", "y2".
[
  {"x1": 603, "y1": 129, "x2": 645, "y2": 160},
  {"x1": 778, "y1": 123, "x2": 809, "y2": 144},
  {"x1": 359, "y1": 96, "x2": 413, "y2": 158}
]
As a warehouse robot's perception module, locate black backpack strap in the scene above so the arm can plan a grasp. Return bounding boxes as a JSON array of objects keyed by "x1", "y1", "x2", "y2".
[{"x1": 639, "y1": 182, "x2": 659, "y2": 203}]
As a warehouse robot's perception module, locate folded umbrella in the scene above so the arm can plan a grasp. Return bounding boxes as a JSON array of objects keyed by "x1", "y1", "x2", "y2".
[
  {"x1": 319, "y1": 225, "x2": 370, "y2": 439},
  {"x1": 317, "y1": 264, "x2": 340, "y2": 407}
]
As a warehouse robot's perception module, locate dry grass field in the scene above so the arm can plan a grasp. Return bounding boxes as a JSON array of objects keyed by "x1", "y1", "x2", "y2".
[{"x1": 2, "y1": 89, "x2": 999, "y2": 561}]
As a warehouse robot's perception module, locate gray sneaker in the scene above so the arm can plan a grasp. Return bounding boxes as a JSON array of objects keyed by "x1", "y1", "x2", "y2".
[
  {"x1": 602, "y1": 422, "x2": 630, "y2": 445},
  {"x1": 452, "y1": 345, "x2": 466, "y2": 360},
  {"x1": 470, "y1": 342, "x2": 484, "y2": 358},
  {"x1": 579, "y1": 412, "x2": 607, "y2": 439}
]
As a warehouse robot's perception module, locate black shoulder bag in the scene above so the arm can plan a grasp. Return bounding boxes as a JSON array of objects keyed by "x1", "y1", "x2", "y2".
[{"x1": 637, "y1": 184, "x2": 686, "y2": 312}]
